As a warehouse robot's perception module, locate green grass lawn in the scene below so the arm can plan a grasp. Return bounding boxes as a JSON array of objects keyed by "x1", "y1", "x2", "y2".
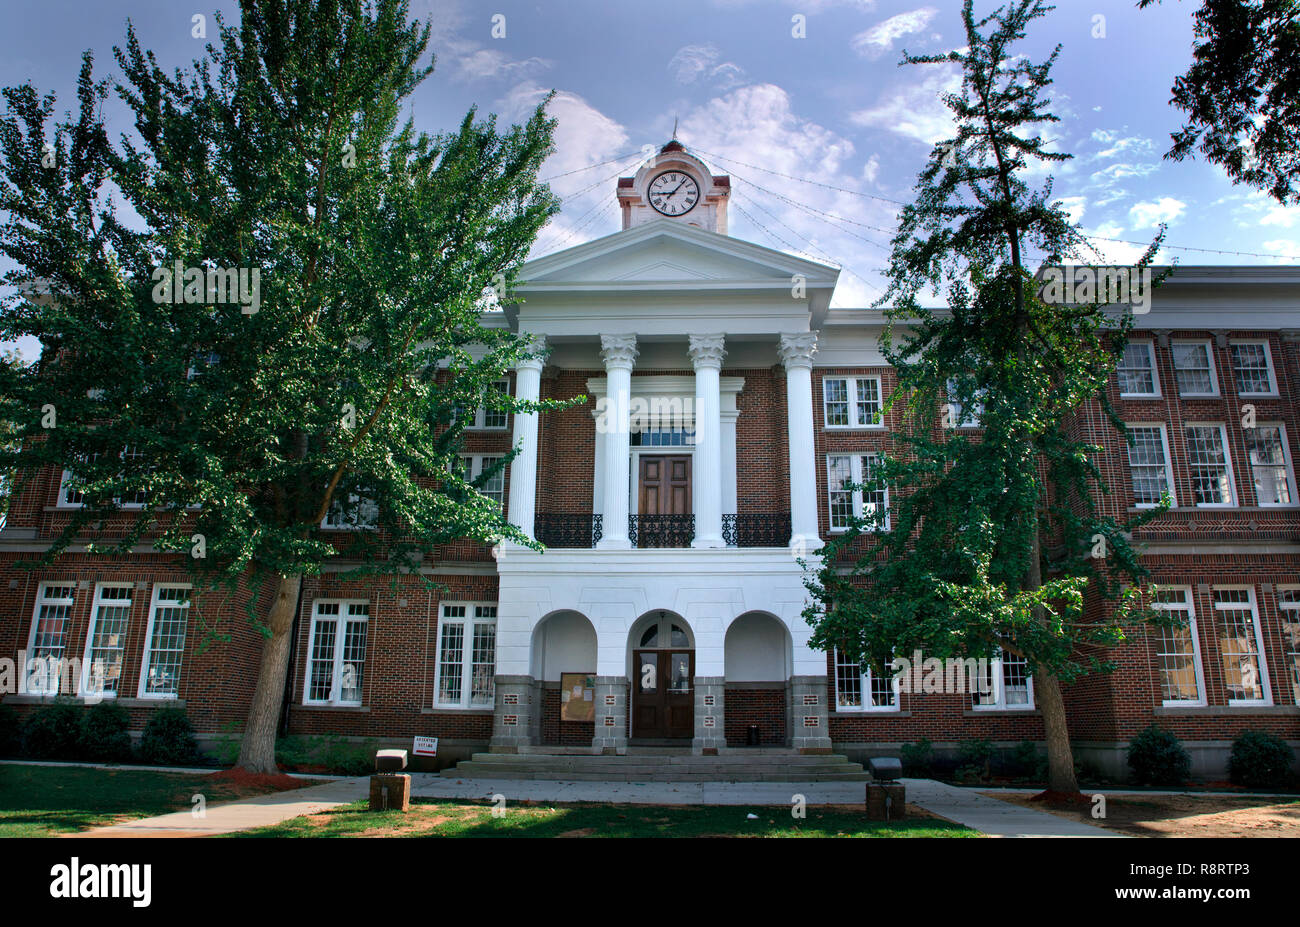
[
  {"x1": 232, "y1": 799, "x2": 975, "y2": 838},
  {"x1": 0, "y1": 764, "x2": 315, "y2": 837}
]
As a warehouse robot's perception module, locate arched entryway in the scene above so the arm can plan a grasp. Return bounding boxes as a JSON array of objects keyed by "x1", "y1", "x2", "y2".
[
  {"x1": 530, "y1": 610, "x2": 598, "y2": 747},
  {"x1": 627, "y1": 610, "x2": 694, "y2": 741},
  {"x1": 725, "y1": 611, "x2": 793, "y2": 747}
]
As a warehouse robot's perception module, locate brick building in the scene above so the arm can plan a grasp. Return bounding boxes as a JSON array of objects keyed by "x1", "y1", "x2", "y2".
[{"x1": 2, "y1": 141, "x2": 1297, "y2": 779}]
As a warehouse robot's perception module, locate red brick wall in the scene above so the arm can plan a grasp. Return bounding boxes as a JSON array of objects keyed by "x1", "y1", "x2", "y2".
[{"x1": 724, "y1": 686, "x2": 786, "y2": 745}]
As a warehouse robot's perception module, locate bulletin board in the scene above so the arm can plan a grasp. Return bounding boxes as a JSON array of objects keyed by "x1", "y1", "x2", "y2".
[{"x1": 560, "y1": 673, "x2": 596, "y2": 722}]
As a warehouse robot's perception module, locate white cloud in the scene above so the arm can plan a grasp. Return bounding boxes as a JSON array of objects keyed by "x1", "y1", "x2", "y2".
[
  {"x1": 668, "y1": 44, "x2": 746, "y2": 90},
  {"x1": 850, "y1": 64, "x2": 961, "y2": 145},
  {"x1": 851, "y1": 7, "x2": 940, "y2": 59},
  {"x1": 1261, "y1": 239, "x2": 1300, "y2": 262},
  {"x1": 1055, "y1": 195, "x2": 1087, "y2": 225},
  {"x1": 414, "y1": 0, "x2": 551, "y2": 83},
  {"x1": 1129, "y1": 197, "x2": 1186, "y2": 230}
]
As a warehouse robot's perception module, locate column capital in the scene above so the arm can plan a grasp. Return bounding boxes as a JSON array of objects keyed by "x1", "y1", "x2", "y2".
[
  {"x1": 600, "y1": 333, "x2": 639, "y2": 370},
  {"x1": 516, "y1": 333, "x2": 548, "y2": 373},
  {"x1": 688, "y1": 334, "x2": 727, "y2": 370},
  {"x1": 777, "y1": 332, "x2": 818, "y2": 370}
]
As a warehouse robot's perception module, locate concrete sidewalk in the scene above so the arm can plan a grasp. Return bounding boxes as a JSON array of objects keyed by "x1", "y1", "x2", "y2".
[
  {"x1": 66, "y1": 775, "x2": 1118, "y2": 838},
  {"x1": 70, "y1": 777, "x2": 370, "y2": 838}
]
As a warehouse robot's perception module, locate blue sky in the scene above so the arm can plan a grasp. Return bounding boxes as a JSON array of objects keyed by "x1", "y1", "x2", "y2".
[{"x1": 3, "y1": 0, "x2": 1299, "y2": 333}]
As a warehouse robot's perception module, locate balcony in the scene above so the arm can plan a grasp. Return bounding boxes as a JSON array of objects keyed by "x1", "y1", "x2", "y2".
[{"x1": 532, "y1": 513, "x2": 790, "y2": 549}]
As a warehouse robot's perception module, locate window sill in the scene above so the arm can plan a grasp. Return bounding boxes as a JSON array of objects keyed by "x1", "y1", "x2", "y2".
[
  {"x1": 834, "y1": 709, "x2": 911, "y2": 717},
  {"x1": 298, "y1": 704, "x2": 370, "y2": 712},
  {"x1": 1154, "y1": 705, "x2": 1298, "y2": 717},
  {"x1": 963, "y1": 708, "x2": 1039, "y2": 717},
  {"x1": 2, "y1": 694, "x2": 185, "y2": 708},
  {"x1": 421, "y1": 707, "x2": 494, "y2": 715}
]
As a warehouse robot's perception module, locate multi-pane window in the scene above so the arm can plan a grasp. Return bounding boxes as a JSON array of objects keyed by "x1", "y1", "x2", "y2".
[
  {"x1": 1229, "y1": 341, "x2": 1276, "y2": 395},
  {"x1": 1126, "y1": 425, "x2": 1174, "y2": 507},
  {"x1": 1150, "y1": 587, "x2": 1205, "y2": 705},
  {"x1": 1117, "y1": 342, "x2": 1159, "y2": 396},
  {"x1": 1244, "y1": 424, "x2": 1295, "y2": 506},
  {"x1": 822, "y1": 376, "x2": 883, "y2": 428},
  {"x1": 833, "y1": 648, "x2": 898, "y2": 711},
  {"x1": 435, "y1": 603, "x2": 497, "y2": 709},
  {"x1": 972, "y1": 650, "x2": 1033, "y2": 709},
  {"x1": 1213, "y1": 588, "x2": 1269, "y2": 705},
  {"x1": 139, "y1": 585, "x2": 190, "y2": 699},
  {"x1": 59, "y1": 448, "x2": 149, "y2": 508},
  {"x1": 58, "y1": 452, "x2": 99, "y2": 507},
  {"x1": 464, "y1": 378, "x2": 510, "y2": 429},
  {"x1": 26, "y1": 584, "x2": 76, "y2": 695},
  {"x1": 458, "y1": 455, "x2": 506, "y2": 511},
  {"x1": 944, "y1": 378, "x2": 983, "y2": 427},
  {"x1": 303, "y1": 600, "x2": 369, "y2": 706},
  {"x1": 80, "y1": 584, "x2": 134, "y2": 698},
  {"x1": 631, "y1": 425, "x2": 696, "y2": 446},
  {"x1": 826, "y1": 453, "x2": 889, "y2": 531},
  {"x1": 1171, "y1": 341, "x2": 1217, "y2": 395},
  {"x1": 1279, "y1": 588, "x2": 1300, "y2": 706},
  {"x1": 1185, "y1": 424, "x2": 1235, "y2": 506},
  {"x1": 322, "y1": 493, "x2": 379, "y2": 529}
]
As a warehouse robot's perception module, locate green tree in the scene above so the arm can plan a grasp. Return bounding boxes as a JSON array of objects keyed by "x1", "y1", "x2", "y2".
[
  {"x1": 0, "y1": 0, "x2": 561, "y2": 773},
  {"x1": 803, "y1": 0, "x2": 1168, "y2": 797},
  {"x1": 1139, "y1": 0, "x2": 1300, "y2": 204},
  {"x1": 0, "y1": 348, "x2": 20, "y2": 530}
]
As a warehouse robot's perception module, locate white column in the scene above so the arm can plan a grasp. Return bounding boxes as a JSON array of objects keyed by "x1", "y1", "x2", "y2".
[
  {"x1": 689, "y1": 334, "x2": 726, "y2": 548},
  {"x1": 506, "y1": 334, "x2": 546, "y2": 541},
  {"x1": 597, "y1": 334, "x2": 637, "y2": 549},
  {"x1": 778, "y1": 333, "x2": 823, "y2": 550}
]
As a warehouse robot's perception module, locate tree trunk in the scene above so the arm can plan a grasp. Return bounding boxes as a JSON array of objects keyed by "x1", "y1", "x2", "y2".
[
  {"x1": 235, "y1": 573, "x2": 303, "y2": 774},
  {"x1": 1034, "y1": 666, "x2": 1081, "y2": 798}
]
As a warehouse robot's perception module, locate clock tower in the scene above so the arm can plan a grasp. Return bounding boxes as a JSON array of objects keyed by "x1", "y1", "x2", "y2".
[{"x1": 618, "y1": 140, "x2": 731, "y2": 234}]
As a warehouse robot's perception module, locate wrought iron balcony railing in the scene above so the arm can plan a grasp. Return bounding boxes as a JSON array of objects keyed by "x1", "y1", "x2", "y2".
[
  {"x1": 721, "y1": 513, "x2": 792, "y2": 548},
  {"x1": 628, "y1": 513, "x2": 695, "y2": 548},
  {"x1": 534, "y1": 513, "x2": 603, "y2": 548}
]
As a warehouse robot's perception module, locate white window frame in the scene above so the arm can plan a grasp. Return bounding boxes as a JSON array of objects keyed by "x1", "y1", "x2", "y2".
[
  {"x1": 321, "y1": 493, "x2": 379, "y2": 530},
  {"x1": 24, "y1": 583, "x2": 77, "y2": 696},
  {"x1": 302, "y1": 599, "x2": 370, "y2": 707},
  {"x1": 1212, "y1": 586, "x2": 1272, "y2": 707},
  {"x1": 1125, "y1": 423, "x2": 1177, "y2": 508},
  {"x1": 78, "y1": 582, "x2": 135, "y2": 699},
  {"x1": 826, "y1": 453, "x2": 889, "y2": 533},
  {"x1": 433, "y1": 602, "x2": 498, "y2": 710},
  {"x1": 1244, "y1": 422, "x2": 1297, "y2": 508},
  {"x1": 458, "y1": 454, "x2": 506, "y2": 512},
  {"x1": 1228, "y1": 340, "x2": 1278, "y2": 397},
  {"x1": 1117, "y1": 341, "x2": 1160, "y2": 398},
  {"x1": 1278, "y1": 585, "x2": 1300, "y2": 707},
  {"x1": 57, "y1": 447, "x2": 148, "y2": 509},
  {"x1": 833, "y1": 647, "x2": 900, "y2": 713},
  {"x1": 943, "y1": 378, "x2": 983, "y2": 428},
  {"x1": 464, "y1": 377, "x2": 511, "y2": 430},
  {"x1": 137, "y1": 584, "x2": 191, "y2": 700},
  {"x1": 1150, "y1": 585, "x2": 1207, "y2": 708},
  {"x1": 1170, "y1": 339, "x2": 1219, "y2": 397},
  {"x1": 1184, "y1": 422, "x2": 1238, "y2": 507},
  {"x1": 971, "y1": 649, "x2": 1035, "y2": 711},
  {"x1": 822, "y1": 376, "x2": 884, "y2": 429}
]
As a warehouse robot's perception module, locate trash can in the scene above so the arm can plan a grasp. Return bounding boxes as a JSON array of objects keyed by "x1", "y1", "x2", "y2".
[{"x1": 746, "y1": 724, "x2": 761, "y2": 746}]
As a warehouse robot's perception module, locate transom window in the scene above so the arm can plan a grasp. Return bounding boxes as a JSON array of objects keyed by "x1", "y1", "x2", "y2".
[
  {"x1": 827, "y1": 453, "x2": 889, "y2": 532},
  {"x1": 1213, "y1": 588, "x2": 1270, "y2": 705},
  {"x1": 1171, "y1": 341, "x2": 1217, "y2": 395},
  {"x1": 1279, "y1": 588, "x2": 1300, "y2": 707},
  {"x1": 972, "y1": 650, "x2": 1033, "y2": 710},
  {"x1": 1126, "y1": 424, "x2": 1175, "y2": 507},
  {"x1": 823, "y1": 376, "x2": 883, "y2": 428},
  {"x1": 1244, "y1": 424, "x2": 1295, "y2": 506},
  {"x1": 435, "y1": 603, "x2": 497, "y2": 709},
  {"x1": 834, "y1": 648, "x2": 898, "y2": 712},
  {"x1": 139, "y1": 585, "x2": 191, "y2": 699},
  {"x1": 639, "y1": 620, "x2": 690, "y2": 648},
  {"x1": 79, "y1": 583, "x2": 134, "y2": 698},
  {"x1": 1117, "y1": 342, "x2": 1159, "y2": 396},
  {"x1": 1150, "y1": 587, "x2": 1205, "y2": 706},
  {"x1": 26, "y1": 584, "x2": 76, "y2": 695},
  {"x1": 304, "y1": 600, "x2": 369, "y2": 706},
  {"x1": 457, "y1": 455, "x2": 506, "y2": 511},
  {"x1": 1229, "y1": 341, "x2": 1276, "y2": 395},
  {"x1": 631, "y1": 425, "x2": 695, "y2": 446},
  {"x1": 1185, "y1": 424, "x2": 1236, "y2": 506}
]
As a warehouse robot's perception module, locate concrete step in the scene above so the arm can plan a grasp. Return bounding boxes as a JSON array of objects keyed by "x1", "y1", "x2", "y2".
[
  {"x1": 440, "y1": 768, "x2": 870, "y2": 782},
  {"x1": 441, "y1": 750, "x2": 869, "y2": 782},
  {"x1": 462, "y1": 752, "x2": 857, "y2": 766}
]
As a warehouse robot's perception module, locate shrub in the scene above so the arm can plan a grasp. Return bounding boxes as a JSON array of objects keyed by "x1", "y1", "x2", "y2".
[
  {"x1": 1228, "y1": 730, "x2": 1294, "y2": 789},
  {"x1": 276, "y1": 734, "x2": 378, "y2": 776},
  {"x1": 1127, "y1": 724, "x2": 1191, "y2": 786},
  {"x1": 138, "y1": 707, "x2": 200, "y2": 766},
  {"x1": 900, "y1": 738, "x2": 933, "y2": 777},
  {"x1": 1001, "y1": 740, "x2": 1046, "y2": 780},
  {"x1": 22, "y1": 699, "x2": 84, "y2": 759},
  {"x1": 79, "y1": 700, "x2": 133, "y2": 762},
  {"x1": 0, "y1": 704, "x2": 20, "y2": 757},
  {"x1": 957, "y1": 738, "x2": 993, "y2": 779}
]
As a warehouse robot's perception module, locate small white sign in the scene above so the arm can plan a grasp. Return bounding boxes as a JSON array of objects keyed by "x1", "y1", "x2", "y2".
[{"x1": 413, "y1": 736, "x2": 439, "y2": 757}]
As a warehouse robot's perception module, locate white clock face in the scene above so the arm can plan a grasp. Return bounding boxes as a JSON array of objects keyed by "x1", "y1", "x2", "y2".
[{"x1": 648, "y1": 171, "x2": 700, "y2": 216}]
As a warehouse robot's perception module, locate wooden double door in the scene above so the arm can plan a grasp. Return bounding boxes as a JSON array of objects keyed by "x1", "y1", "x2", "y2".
[
  {"x1": 638, "y1": 454, "x2": 691, "y2": 515},
  {"x1": 632, "y1": 649, "x2": 694, "y2": 739}
]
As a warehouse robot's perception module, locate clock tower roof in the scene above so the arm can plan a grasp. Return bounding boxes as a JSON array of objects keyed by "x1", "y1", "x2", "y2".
[{"x1": 618, "y1": 141, "x2": 730, "y2": 234}]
